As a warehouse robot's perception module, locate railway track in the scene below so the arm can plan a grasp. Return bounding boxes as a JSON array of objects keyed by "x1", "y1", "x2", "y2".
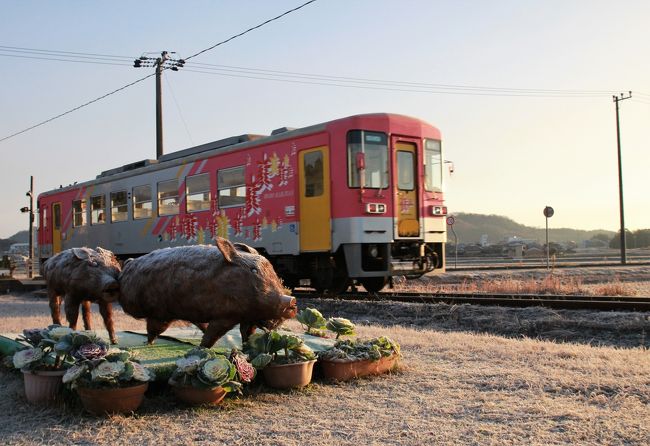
[{"x1": 293, "y1": 290, "x2": 650, "y2": 312}]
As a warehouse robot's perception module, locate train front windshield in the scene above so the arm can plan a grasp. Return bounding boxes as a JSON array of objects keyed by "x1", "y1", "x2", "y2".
[{"x1": 347, "y1": 130, "x2": 388, "y2": 188}]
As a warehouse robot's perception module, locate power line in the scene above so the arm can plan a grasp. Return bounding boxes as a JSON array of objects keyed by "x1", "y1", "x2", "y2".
[
  {"x1": 0, "y1": 73, "x2": 154, "y2": 143},
  {"x1": 165, "y1": 74, "x2": 194, "y2": 146},
  {"x1": 0, "y1": 52, "x2": 130, "y2": 67},
  {"x1": 181, "y1": 67, "x2": 611, "y2": 98},
  {"x1": 185, "y1": 61, "x2": 617, "y2": 95},
  {"x1": 0, "y1": 1, "x2": 319, "y2": 144},
  {"x1": 185, "y1": 0, "x2": 318, "y2": 61},
  {"x1": 3, "y1": 44, "x2": 644, "y2": 98},
  {"x1": 1, "y1": 48, "x2": 619, "y2": 97},
  {"x1": 0, "y1": 45, "x2": 133, "y2": 61}
]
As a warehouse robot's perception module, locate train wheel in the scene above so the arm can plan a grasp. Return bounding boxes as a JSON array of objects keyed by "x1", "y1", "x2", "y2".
[{"x1": 360, "y1": 277, "x2": 388, "y2": 293}]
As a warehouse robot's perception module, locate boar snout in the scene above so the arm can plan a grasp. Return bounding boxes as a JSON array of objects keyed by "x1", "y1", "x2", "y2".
[
  {"x1": 281, "y1": 295, "x2": 298, "y2": 319},
  {"x1": 101, "y1": 280, "x2": 120, "y2": 303}
]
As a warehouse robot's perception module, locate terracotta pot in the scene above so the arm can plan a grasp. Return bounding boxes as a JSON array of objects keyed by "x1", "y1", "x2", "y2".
[
  {"x1": 77, "y1": 382, "x2": 148, "y2": 416},
  {"x1": 22, "y1": 369, "x2": 66, "y2": 405},
  {"x1": 320, "y1": 354, "x2": 399, "y2": 381},
  {"x1": 262, "y1": 359, "x2": 316, "y2": 389},
  {"x1": 171, "y1": 385, "x2": 227, "y2": 406}
]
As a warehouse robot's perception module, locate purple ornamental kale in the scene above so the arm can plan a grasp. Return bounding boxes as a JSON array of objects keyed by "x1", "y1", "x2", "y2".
[
  {"x1": 73, "y1": 343, "x2": 108, "y2": 361},
  {"x1": 21, "y1": 328, "x2": 45, "y2": 346}
]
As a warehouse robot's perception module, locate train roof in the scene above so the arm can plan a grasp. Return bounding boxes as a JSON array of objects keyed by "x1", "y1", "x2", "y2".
[{"x1": 39, "y1": 113, "x2": 439, "y2": 198}]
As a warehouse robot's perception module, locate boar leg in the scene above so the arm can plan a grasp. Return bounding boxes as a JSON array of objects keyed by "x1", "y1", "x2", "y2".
[
  {"x1": 98, "y1": 301, "x2": 117, "y2": 344},
  {"x1": 64, "y1": 295, "x2": 81, "y2": 330},
  {"x1": 239, "y1": 322, "x2": 257, "y2": 343},
  {"x1": 48, "y1": 291, "x2": 62, "y2": 325},
  {"x1": 81, "y1": 300, "x2": 93, "y2": 330},
  {"x1": 146, "y1": 319, "x2": 172, "y2": 344},
  {"x1": 191, "y1": 322, "x2": 209, "y2": 333},
  {"x1": 200, "y1": 319, "x2": 239, "y2": 348}
]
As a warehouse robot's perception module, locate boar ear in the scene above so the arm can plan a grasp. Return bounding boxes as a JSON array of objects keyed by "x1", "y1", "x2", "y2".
[
  {"x1": 215, "y1": 237, "x2": 238, "y2": 263},
  {"x1": 72, "y1": 247, "x2": 98, "y2": 266},
  {"x1": 72, "y1": 248, "x2": 91, "y2": 261},
  {"x1": 233, "y1": 242, "x2": 258, "y2": 255}
]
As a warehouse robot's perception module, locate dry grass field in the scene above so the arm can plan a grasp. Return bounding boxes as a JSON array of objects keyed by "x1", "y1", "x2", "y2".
[{"x1": 1, "y1": 267, "x2": 649, "y2": 445}]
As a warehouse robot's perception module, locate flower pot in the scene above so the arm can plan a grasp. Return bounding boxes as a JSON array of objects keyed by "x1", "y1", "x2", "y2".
[
  {"x1": 262, "y1": 359, "x2": 316, "y2": 389},
  {"x1": 22, "y1": 369, "x2": 66, "y2": 405},
  {"x1": 320, "y1": 354, "x2": 399, "y2": 382},
  {"x1": 77, "y1": 382, "x2": 148, "y2": 416},
  {"x1": 171, "y1": 385, "x2": 227, "y2": 406}
]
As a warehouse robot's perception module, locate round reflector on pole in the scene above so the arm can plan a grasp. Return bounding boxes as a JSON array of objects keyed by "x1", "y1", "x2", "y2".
[{"x1": 543, "y1": 206, "x2": 554, "y2": 218}]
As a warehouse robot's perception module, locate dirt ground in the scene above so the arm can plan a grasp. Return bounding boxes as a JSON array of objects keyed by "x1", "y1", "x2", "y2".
[{"x1": 1, "y1": 266, "x2": 649, "y2": 445}]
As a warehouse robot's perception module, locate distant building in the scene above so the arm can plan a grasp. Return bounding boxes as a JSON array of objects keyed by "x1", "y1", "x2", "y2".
[{"x1": 504, "y1": 236, "x2": 538, "y2": 245}]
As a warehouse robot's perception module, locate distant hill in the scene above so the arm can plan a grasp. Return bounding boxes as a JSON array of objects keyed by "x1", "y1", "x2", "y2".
[
  {"x1": 450, "y1": 213, "x2": 615, "y2": 245},
  {"x1": 0, "y1": 230, "x2": 30, "y2": 254}
]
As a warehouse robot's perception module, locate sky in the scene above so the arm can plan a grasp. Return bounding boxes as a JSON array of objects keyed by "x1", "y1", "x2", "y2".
[{"x1": 1, "y1": 0, "x2": 649, "y2": 239}]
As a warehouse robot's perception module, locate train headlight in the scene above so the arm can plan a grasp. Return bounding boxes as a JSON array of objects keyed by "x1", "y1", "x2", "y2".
[
  {"x1": 368, "y1": 244, "x2": 379, "y2": 258},
  {"x1": 431, "y1": 206, "x2": 448, "y2": 216},
  {"x1": 365, "y1": 203, "x2": 386, "y2": 214}
]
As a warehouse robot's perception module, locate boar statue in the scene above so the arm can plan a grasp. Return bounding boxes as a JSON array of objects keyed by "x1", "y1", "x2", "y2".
[
  {"x1": 118, "y1": 238, "x2": 298, "y2": 348},
  {"x1": 42, "y1": 247, "x2": 121, "y2": 344}
]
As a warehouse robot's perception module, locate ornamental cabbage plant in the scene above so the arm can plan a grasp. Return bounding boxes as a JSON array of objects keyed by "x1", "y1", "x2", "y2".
[
  {"x1": 168, "y1": 347, "x2": 244, "y2": 393},
  {"x1": 11, "y1": 325, "x2": 77, "y2": 371},
  {"x1": 244, "y1": 331, "x2": 316, "y2": 369},
  {"x1": 296, "y1": 308, "x2": 327, "y2": 336},
  {"x1": 318, "y1": 336, "x2": 401, "y2": 362},
  {"x1": 326, "y1": 317, "x2": 356, "y2": 339},
  {"x1": 63, "y1": 348, "x2": 155, "y2": 389}
]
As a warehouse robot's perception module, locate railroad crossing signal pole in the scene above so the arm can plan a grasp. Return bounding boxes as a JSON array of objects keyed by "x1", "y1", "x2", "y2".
[
  {"x1": 133, "y1": 51, "x2": 185, "y2": 159},
  {"x1": 613, "y1": 91, "x2": 632, "y2": 265}
]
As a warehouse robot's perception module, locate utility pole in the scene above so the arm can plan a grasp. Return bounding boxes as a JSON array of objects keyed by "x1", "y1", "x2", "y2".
[
  {"x1": 133, "y1": 51, "x2": 185, "y2": 159},
  {"x1": 613, "y1": 91, "x2": 632, "y2": 265},
  {"x1": 20, "y1": 176, "x2": 35, "y2": 278}
]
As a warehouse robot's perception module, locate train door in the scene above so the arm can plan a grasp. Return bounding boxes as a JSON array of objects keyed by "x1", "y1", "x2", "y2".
[
  {"x1": 298, "y1": 146, "x2": 331, "y2": 251},
  {"x1": 393, "y1": 140, "x2": 420, "y2": 238},
  {"x1": 52, "y1": 202, "x2": 62, "y2": 254}
]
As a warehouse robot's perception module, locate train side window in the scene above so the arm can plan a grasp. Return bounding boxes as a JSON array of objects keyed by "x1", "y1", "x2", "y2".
[
  {"x1": 158, "y1": 180, "x2": 179, "y2": 216},
  {"x1": 304, "y1": 150, "x2": 324, "y2": 197},
  {"x1": 110, "y1": 191, "x2": 128, "y2": 223},
  {"x1": 90, "y1": 195, "x2": 106, "y2": 225},
  {"x1": 186, "y1": 173, "x2": 211, "y2": 212},
  {"x1": 42, "y1": 207, "x2": 48, "y2": 229},
  {"x1": 347, "y1": 130, "x2": 388, "y2": 188},
  {"x1": 133, "y1": 185, "x2": 152, "y2": 219},
  {"x1": 217, "y1": 166, "x2": 245, "y2": 208},
  {"x1": 72, "y1": 199, "x2": 86, "y2": 227},
  {"x1": 53, "y1": 204, "x2": 61, "y2": 230},
  {"x1": 424, "y1": 139, "x2": 443, "y2": 192}
]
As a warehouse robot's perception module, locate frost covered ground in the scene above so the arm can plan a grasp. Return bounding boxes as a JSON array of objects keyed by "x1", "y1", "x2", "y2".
[{"x1": 0, "y1": 265, "x2": 649, "y2": 445}]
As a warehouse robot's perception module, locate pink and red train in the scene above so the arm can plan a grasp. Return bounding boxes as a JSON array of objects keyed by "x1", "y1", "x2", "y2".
[{"x1": 37, "y1": 113, "x2": 447, "y2": 293}]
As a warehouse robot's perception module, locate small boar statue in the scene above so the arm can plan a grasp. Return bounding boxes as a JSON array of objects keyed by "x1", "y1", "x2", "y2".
[
  {"x1": 118, "y1": 238, "x2": 298, "y2": 347},
  {"x1": 42, "y1": 247, "x2": 121, "y2": 344}
]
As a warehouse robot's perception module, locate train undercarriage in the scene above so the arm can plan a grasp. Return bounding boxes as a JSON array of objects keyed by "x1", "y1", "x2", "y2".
[{"x1": 269, "y1": 241, "x2": 444, "y2": 294}]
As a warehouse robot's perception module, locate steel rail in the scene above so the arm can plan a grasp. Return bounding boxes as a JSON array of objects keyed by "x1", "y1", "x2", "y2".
[{"x1": 292, "y1": 290, "x2": 650, "y2": 312}]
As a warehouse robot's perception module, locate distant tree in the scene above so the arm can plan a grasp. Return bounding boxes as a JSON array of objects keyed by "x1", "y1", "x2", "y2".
[
  {"x1": 591, "y1": 233, "x2": 611, "y2": 243},
  {"x1": 633, "y1": 229, "x2": 650, "y2": 248},
  {"x1": 608, "y1": 229, "x2": 650, "y2": 249}
]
